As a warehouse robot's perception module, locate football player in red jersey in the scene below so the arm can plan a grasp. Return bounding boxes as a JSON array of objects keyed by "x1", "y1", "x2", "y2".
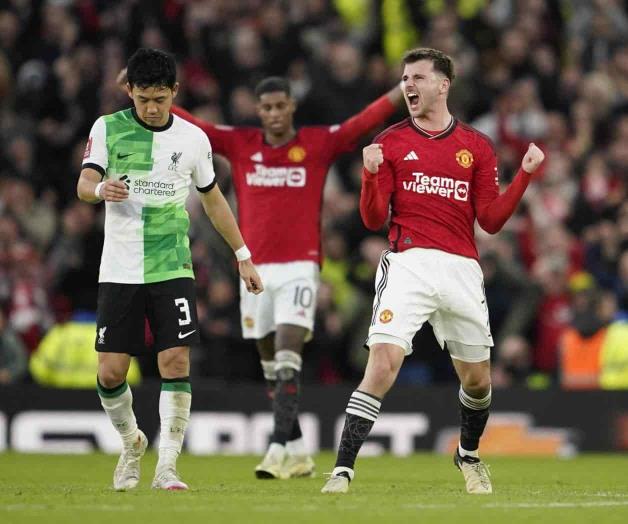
[
  {"x1": 171, "y1": 77, "x2": 403, "y2": 479},
  {"x1": 321, "y1": 48, "x2": 545, "y2": 495}
]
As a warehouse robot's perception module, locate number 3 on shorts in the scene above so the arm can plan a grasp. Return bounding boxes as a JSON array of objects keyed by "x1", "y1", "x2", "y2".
[{"x1": 175, "y1": 297, "x2": 192, "y2": 326}]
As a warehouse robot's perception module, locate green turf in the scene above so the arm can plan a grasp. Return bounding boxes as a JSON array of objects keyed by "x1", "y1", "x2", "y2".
[{"x1": 1, "y1": 452, "x2": 628, "y2": 524}]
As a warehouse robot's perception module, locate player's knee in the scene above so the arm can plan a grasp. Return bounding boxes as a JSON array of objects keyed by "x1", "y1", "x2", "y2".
[
  {"x1": 163, "y1": 359, "x2": 189, "y2": 378},
  {"x1": 461, "y1": 375, "x2": 491, "y2": 397},
  {"x1": 158, "y1": 349, "x2": 190, "y2": 378},
  {"x1": 368, "y1": 358, "x2": 398, "y2": 388},
  {"x1": 97, "y1": 368, "x2": 127, "y2": 389}
]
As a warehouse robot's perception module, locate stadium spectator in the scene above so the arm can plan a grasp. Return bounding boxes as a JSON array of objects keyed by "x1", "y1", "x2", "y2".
[{"x1": 0, "y1": 309, "x2": 27, "y2": 384}]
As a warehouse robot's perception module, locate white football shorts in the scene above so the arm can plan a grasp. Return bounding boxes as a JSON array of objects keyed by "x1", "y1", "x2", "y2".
[
  {"x1": 240, "y1": 261, "x2": 319, "y2": 340},
  {"x1": 366, "y1": 248, "x2": 493, "y2": 361}
]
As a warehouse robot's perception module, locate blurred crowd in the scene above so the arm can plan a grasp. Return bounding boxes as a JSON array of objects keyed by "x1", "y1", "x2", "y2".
[{"x1": 0, "y1": 0, "x2": 627, "y2": 389}]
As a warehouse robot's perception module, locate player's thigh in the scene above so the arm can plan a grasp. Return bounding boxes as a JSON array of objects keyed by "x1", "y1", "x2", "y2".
[
  {"x1": 367, "y1": 251, "x2": 438, "y2": 355},
  {"x1": 147, "y1": 278, "x2": 200, "y2": 352},
  {"x1": 274, "y1": 262, "x2": 319, "y2": 337},
  {"x1": 240, "y1": 271, "x2": 275, "y2": 340},
  {"x1": 432, "y1": 256, "x2": 493, "y2": 349},
  {"x1": 96, "y1": 282, "x2": 145, "y2": 355}
]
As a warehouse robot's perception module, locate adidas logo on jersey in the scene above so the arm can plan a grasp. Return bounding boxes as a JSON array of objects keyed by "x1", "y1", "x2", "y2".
[
  {"x1": 250, "y1": 152, "x2": 263, "y2": 162},
  {"x1": 404, "y1": 151, "x2": 419, "y2": 160}
]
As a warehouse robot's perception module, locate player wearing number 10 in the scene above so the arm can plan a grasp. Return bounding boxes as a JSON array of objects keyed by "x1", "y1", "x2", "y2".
[
  {"x1": 173, "y1": 76, "x2": 403, "y2": 479},
  {"x1": 77, "y1": 48, "x2": 263, "y2": 491}
]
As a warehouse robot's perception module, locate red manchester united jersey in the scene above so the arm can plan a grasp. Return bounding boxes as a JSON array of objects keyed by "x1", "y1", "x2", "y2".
[
  {"x1": 173, "y1": 96, "x2": 395, "y2": 264},
  {"x1": 367, "y1": 118, "x2": 500, "y2": 260}
]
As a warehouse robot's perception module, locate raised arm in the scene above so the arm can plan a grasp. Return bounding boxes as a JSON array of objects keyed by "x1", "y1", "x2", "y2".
[
  {"x1": 474, "y1": 143, "x2": 545, "y2": 234},
  {"x1": 170, "y1": 105, "x2": 235, "y2": 156},
  {"x1": 360, "y1": 143, "x2": 393, "y2": 230},
  {"x1": 330, "y1": 86, "x2": 403, "y2": 156}
]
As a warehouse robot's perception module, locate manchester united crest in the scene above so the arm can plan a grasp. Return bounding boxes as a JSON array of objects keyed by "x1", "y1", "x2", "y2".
[
  {"x1": 243, "y1": 316, "x2": 255, "y2": 329},
  {"x1": 379, "y1": 309, "x2": 393, "y2": 323},
  {"x1": 288, "y1": 146, "x2": 306, "y2": 162},
  {"x1": 456, "y1": 149, "x2": 474, "y2": 168}
]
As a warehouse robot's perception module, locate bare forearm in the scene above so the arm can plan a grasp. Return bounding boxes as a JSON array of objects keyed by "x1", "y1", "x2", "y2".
[
  {"x1": 77, "y1": 171, "x2": 102, "y2": 203},
  {"x1": 201, "y1": 189, "x2": 245, "y2": 252}
]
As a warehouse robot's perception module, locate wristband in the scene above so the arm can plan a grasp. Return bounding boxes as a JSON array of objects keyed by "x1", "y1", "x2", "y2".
[
  {"x1": 94, "y1": 182, "x2": 105, "y2": 199},
  {"x1": 235, "y1": 245, "x2": 251, "y2": 262}
]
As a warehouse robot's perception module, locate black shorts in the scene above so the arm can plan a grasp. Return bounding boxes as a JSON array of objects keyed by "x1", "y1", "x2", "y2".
[{"x1": 96, "y1": 278, "x2": 200, "y2": 355}]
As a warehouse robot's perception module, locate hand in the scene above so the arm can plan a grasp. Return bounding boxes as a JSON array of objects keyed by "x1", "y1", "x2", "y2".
[
  {"x1": 238, "y1": 259, "x2": 264, "y2": 294},
  {"x1": 521, "y1": 142, "x2": 545, "y2": 174},
  {"x1": 363, "y1": 143, "x2": 384, "y2": 174},
  {"x1": 99, "y1": 180, "x2": 129, "y2": 202}
]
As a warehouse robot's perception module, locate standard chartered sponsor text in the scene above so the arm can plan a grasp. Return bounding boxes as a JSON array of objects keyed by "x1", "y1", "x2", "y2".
[{"x1": 133, "y1": 179, "x2": 176, "y2": 196}]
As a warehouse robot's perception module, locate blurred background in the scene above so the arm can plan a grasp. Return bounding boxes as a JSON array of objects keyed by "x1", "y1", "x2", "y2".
[{"x1": 0, "y1": 0, "x2": 627, "y2": 398}]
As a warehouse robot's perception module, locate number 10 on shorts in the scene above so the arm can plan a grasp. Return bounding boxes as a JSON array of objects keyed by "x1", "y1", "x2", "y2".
[{"x1": 293, "y1": 286, "x2": 313, "y2": 308}]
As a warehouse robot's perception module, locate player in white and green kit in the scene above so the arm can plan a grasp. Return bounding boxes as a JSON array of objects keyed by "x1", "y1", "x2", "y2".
[{"x1": 77, "y1": 48, "x2": 263, "y2": 491}]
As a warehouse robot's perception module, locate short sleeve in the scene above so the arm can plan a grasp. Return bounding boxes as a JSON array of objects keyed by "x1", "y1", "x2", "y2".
[
  {"x1": 194, "y1": 132, "x2": 217, "y2": 193},
  {"x1": 82, "y1": 117, "x2": 108, "y2": 178}
]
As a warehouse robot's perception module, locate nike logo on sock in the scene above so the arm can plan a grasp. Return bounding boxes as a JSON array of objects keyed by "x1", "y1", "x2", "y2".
[
  {"x1": 117, "y1": 152, "x2": 136, "y2": 159},
  {"x1": 178, "y1": 330, "x2": 196, "y2": 339}
]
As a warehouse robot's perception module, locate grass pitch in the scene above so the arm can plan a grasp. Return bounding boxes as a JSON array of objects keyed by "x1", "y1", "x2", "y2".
[{"x1": 1, "y1": 452, "x2": 628, "y2": 524}]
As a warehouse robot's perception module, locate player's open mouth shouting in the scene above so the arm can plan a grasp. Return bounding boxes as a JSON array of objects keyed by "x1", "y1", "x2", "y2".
[{"x1": 406, "y1": 91, "x2": 419, "y2": 109}]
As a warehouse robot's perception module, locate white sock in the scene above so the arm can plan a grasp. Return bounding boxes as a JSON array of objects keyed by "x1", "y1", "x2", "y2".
[
  {"x1": 98, "y1": 381, "x2": 138, "y2": 448},
  {"x1": 157, "y1": 381, "x2": 191, "y2": 470},
  {"x1": 331, "y1": 466, "x2": 354, "y2": 481},
  {"x1": 267, "y1": 442, "x2": 286, "y2": 459},
  {"x1": 459, "y1": 443, "x2": 479, "y2": 458},
  {"x1": 286, "y1": 437, "x2": 306, "y2": 456},
  {"x1": 261, "y1": 359, "x2": 277, "y2": 381}
]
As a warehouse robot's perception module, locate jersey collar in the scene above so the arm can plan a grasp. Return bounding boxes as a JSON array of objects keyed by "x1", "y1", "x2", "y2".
[
  {"x1": 409, "y1": 116, "x2": 457, "y2": 140},
  {"x1": 131, "y1": 108, "x2": 174, "y2": 132}
]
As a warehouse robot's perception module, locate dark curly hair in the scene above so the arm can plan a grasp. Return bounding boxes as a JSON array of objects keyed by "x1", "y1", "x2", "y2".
[
  {"x1": 127, "y1": 48, "x2": 176, "y2": 89},
  {"x1": 254, "y1": 76, "x2": 291, "y2": 99}
]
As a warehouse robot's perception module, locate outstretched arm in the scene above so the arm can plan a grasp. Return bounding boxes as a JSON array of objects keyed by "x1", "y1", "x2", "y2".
[
  {"x1": 475, "y1": 143, "x2": 545, "y2": 234},
  {"x1": 331, "y1": 85, "x2": 404, "y2": 156},
  {"x1": 170, "y1": 105, "x2": 235, "y2": 157},
  {"x1": 199, "y1": 185, "x2": 263, "y2": 294}
]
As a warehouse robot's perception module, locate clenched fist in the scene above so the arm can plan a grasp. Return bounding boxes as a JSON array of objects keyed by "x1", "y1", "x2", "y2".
[
  {"x1": 521, "y1": 143, "x2": 545, "y2": 174},
  {"x1": 363, "y1": 143, "x2": 384, "y2": 174}
]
